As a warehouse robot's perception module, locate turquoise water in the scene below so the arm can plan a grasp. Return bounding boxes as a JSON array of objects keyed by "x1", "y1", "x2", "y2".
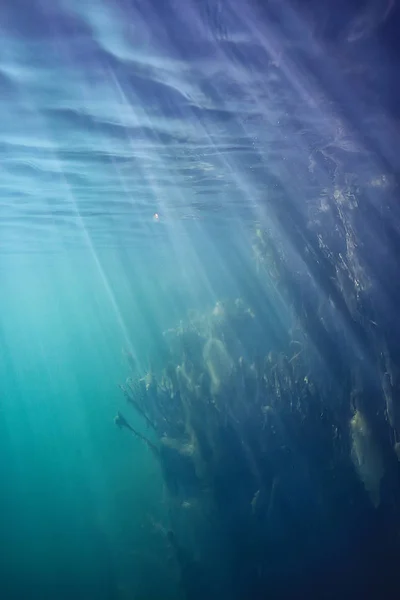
[
  {"x1": 0, "y1": 239, "x2": 262, "y2": 598},
  {"x1": 0, "y1": 253, "x2": 168, "y2": 598},
  {"x1": 1, "y1": 1, "x2": 400, "y2": 599}
]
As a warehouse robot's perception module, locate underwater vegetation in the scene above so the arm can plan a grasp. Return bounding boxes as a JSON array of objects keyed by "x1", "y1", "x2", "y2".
[{"x1": 115, "y1": 181, "x2": 400, "y2": 599}]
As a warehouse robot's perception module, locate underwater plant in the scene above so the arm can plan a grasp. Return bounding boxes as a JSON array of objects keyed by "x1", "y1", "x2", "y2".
[
  {"x1": 114, "y1": 173, "x2": 400, "y2": 597},
  {"x1": 113, "y1": 283, "x2": 400, "y2": 599},
  {"x1": 350, "y1": 409, "x2": 384, "y2": 508}
]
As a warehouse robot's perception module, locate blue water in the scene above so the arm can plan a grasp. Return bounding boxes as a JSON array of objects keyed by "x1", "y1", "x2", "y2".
[{"x1": 1, "y1": 1, "x2": 400, "y2": 599}]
